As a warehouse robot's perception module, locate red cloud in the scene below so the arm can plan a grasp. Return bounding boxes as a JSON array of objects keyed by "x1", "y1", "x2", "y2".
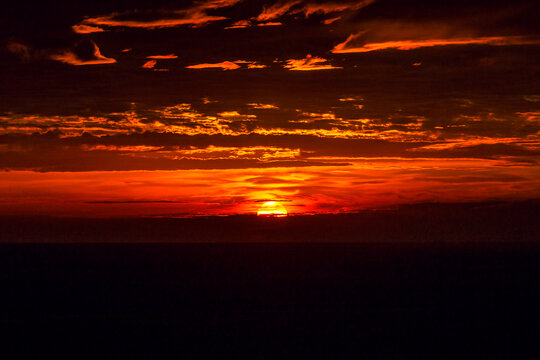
[
  {"x1": 255, "y1": 0, "x2": 375, "y2": 22},
  {"x1": 186, "y1": 60, "x2": 266, "y2": 70},
  {"x1": 225, "y1": 20, "x2": 251, "y2": 29},
  {"x1": 257, "y1": 21, "x2": 283, "y2": 26},
  {"x1": 146, "y1": 54, "x2": 178, "y2": 59},
  {"x1": 72, "y1": 24, "x2": 105, "y2": 34},
  {"x1": 284, "y1": 54, "x2": 342, "y2": 71},
  {"x1": 256, "y1": 0, "x2": 302, "y2": 22},
  {"x1": 303, "y1": 0, "x2": 376, "y2": 16},
  {"x1": 333, "y1": 33, "x2": 540, "y2": 53},
  {"x1": 50, "y1": 40, "x2": 116, "y2": 66},
  {"x1": 186, "y1": 61, "x2": 241, "y2": 71},
  {"x1": 77, "y1": 0, "x2": 242, "y2": 30},
  {"x1": 142, "y1": 60, "x2": 157, "y2": 69}
]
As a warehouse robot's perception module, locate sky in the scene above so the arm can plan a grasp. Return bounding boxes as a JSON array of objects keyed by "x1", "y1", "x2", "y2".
[{"x1": 1, "y1": 0, "x2": 539, "y2": 217}]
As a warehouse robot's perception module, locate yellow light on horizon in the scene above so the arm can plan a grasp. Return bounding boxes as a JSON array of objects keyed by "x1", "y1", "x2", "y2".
[{"x1": 257, "y1": 201, "x2": 288, "y2": 217}]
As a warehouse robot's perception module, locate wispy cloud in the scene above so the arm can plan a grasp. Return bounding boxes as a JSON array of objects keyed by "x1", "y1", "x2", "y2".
[
  {"x1": 146, "y1": 54, "x2": 178, "y2": 59},
  {"x1": 256, "y1": 0, "x2": 302, "y2": 22},
  {"x1": 76, "y1": 0, "x2": 242, "y2": 30},
  {"x1": 186, "y1": 60, "x2": 266, "y2": 70},
  {"x1": 284, "y1": 55, "x2": 342, "y2": 71},
  {"x1": 302, "y1": 0, "x2": 376, "y2": 16},
  {"x1": 225, "y1": 20, "x2": 251, "y2": 29},
  {"x1": 257, "y1": 21, "x2": 283, "y2": 26},
  {"x1": 72, "y1": 24, "x2": 105, "y2": 34},
  {"x1": 333, "y1": 34, "x2": 540, "y2": 53},
  {"x1": 6, "y1": 41, "x2": 31, "y2": 62},
  {"x1": 50, "y1": 40, "x2": 116, "y2": 66},
  {"x1": 255, "y1": 0, "x2": 375, "y2": 22},
  {"x1": 323, "y1": 16, "x2": 341, "y2": 24},
  {"x1": 248, "y1": 103, "x2": 279, "y2": 109},
  {"x1": 186, "y1": 61, "x2": 241, "y2": 71},
  {"x1": 142, "y1": 60, "x2": 157, "y2": 69}
]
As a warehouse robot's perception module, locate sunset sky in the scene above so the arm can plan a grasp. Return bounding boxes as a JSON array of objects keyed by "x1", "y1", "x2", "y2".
[{"x1": 1, "y1": 0, "x2": 539, "y2": 217}]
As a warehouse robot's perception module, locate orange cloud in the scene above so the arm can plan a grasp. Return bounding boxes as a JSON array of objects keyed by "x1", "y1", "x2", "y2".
[
  {"x1": 2, "y1": 158, "x2": 538, "y2": 217},
  {"x1": 146, "y1": 54, "x2": 178, "y2": 59},
  {"x1": 333, "y1": 34, "x2": 540, "y2": 53},
  {"x1": 186, "y1": 60, "x2": 266, "y2": 70},
  {"x1": 50, "y1": 41, "x2": 116, "y2": 66},
  {"x1": 217, "y1": 111, "x2": 257, "y2": 120},
  {"x1": 248, "y1": 103, "x2": 279, "y2": 109},
  {"x1": 142, "y1": 60, "x2": 157, "y2": 69},
  {"x1": 255, "y1": 0, "x2": 375, "y2": 22},
  {"x1": 339, "y1": 96, "x2": 363, "y2": 102},
  {"x1": 247, "y1": 63, "x2": 267, "y2": 69},
  {"x1": 233, "y1": 60, "x2": 267, "y2": 68},
  {"x1": 225, "y1": 20, "x2": 251, "y2": 29},
  {"x1": 256, "y1": 0, "x2": 302, "y2": 21},
  {"x1": 303, "y1": 0, "x2": 376, "y2": 16},
  {"x1": 78, "y1": 0, "x2": 242, "y2": 30},
  {"x1": 72, "y1": 24, "x2": 105, "y2": 34},
  {"x1": 186, "y1": 61, "x2": 241, "y2": 71},
  {"x1": 323, "y1": 16, "x2": 341, "y2": 24},
  {"x1": 82, "y1": 15, "x2": 226, "y2": 29},
  {"x1": 284, "y1": 54, "x2": 342, "y2": 71},
  {"x1": 257, "y1": 22, "x2": 283, "y2": 26}
]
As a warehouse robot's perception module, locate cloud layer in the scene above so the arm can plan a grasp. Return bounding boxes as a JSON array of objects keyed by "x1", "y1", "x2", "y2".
[{"x1": 2, "y1": 0, "x2": 539, "y2": 216}]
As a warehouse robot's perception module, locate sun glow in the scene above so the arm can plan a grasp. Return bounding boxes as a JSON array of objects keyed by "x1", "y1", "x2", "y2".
[{"x1": 257, "y1": 201, "x2": 288, "y2": 217}]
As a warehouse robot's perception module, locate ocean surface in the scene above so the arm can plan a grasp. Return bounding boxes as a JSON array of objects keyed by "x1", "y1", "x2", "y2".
[{"x1": 1, "y1": 243, "x2": 539, "y2": 358}]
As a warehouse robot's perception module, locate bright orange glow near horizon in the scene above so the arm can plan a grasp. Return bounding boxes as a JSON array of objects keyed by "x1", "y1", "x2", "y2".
[
  {"x1": 257, "y1": 201, "x2": 288, "y2": 217},
  {"x1": 1, "y1": 158, "x2": 539, "y2": 217}
]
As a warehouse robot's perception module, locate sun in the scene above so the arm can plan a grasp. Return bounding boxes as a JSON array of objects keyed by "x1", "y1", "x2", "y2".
[{"x1": 257, "y1": 201, "x2": 288, "y2": 217}]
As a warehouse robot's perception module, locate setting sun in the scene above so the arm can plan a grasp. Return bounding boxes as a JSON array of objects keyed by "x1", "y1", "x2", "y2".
[{"x1": 257, "y1": 201, "x2": 288, "y2": 217}]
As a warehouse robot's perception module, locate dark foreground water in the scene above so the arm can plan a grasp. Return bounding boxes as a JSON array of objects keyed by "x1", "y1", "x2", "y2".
[{"x1": 1, "y1": 243, "x2": 539, "y2": 358}]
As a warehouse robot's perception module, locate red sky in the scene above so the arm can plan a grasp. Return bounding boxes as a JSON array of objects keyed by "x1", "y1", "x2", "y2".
[{"x1": 1, "y1": 0, "x2": 539, "y2": 217}]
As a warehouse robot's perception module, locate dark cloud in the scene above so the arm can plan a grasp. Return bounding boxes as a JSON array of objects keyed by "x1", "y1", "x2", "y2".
[{"x1": 50, "y1": 39, "x2": 116, "y2": 65}]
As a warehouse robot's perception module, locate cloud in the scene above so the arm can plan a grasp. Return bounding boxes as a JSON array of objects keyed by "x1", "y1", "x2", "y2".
[
  {"x1": 142, "y1": 60, "x2": 157, "y2": 69},
  {"x1": 284, "y1": 54, "x2": 342, "y2": 71},
  {"x1": 247, "y1": 63, "x2": 267, "y2": 69},
  {"x1": 77, "y1": 0, "x2": 242, "y2": 30},
  {"x1": 339, "y1": 96, "x2": 363, "y2": 102},
  {"x1": 146, "y1": 54, "x2": 179, "y2": 59},
  {"x1": 256, "y1": 0, "x2": 303, "y2": 22},
  {"x1": 50, "y1": 40, "x2": 116, "y2": 66},
  {"x1": 257, "y1": 21, "x2": 283, "y2": 26},
  {"x1": 524, "y1": 95, "x2": 540, "y2": 103},
  {"x1": 331, "y1": 18, "x2": 540, "y2": 54},
  {"x1": 255, "y1": 0, "x2": 374, "y2": 22},
  {"x1": 333, "y1": 35, "x2": 540, "y2": 53},
  {"x1": 72, "y1": 24, "x2": 105, "y2": 34},
  {"x1": 186, "y1": 60, "x2": 266, "y2": 70},
  {"x1": 6, "y1": 41, "x2": 31, "y2": 62},
  {"x1": 186, "y1": 61, "x2": 241, "y2": 70},
  {"x1": 217, "y1": 111, "x2": 257, "y2": 120},
  {"x1": 233, "y1": 60, "x2": 267, "y2": 68},
  {"x1": 248, "y1": 103, "x2": 279, "y2": 109},
  {"x1": 225, "y1": 20, "x2": 251, "y2": 29},
  {"x1": 323, "y1": 16, "x2": 341, "y2": 24},
  {"x1": 2, "y1": 159, "x2": 538, "y2": 217},
  {"x1": 142, "y1": 54, "x2": 177, "y2": 70},
  {"x1": 302, "y1": 0, "x2": 376, "y2": 16}
]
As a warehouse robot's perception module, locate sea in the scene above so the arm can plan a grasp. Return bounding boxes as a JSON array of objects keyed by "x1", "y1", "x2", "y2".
[{"x1": 1, "y1": 242, "x2": 539, "y2": 358}]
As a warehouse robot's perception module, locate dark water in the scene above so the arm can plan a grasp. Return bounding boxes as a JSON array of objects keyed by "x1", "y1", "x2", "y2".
[{"x1": 1, "y1": 243, "x2": 539, "y2": 358}]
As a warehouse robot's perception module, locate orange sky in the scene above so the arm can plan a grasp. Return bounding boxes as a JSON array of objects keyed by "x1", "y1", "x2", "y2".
[
  {"x1": 1, "y1": 0, "x2": 539, "y2": 217},
  {"x1": 2, "y1": 158, "x2": 538, "y2": 217}
]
